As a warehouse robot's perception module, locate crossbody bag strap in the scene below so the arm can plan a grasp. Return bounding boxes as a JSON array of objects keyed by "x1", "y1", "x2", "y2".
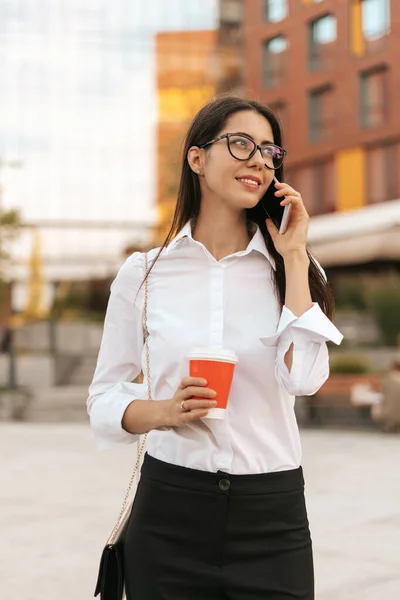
[{"x1": 108, "y1": 253, "x2": 150, "y2": 545}]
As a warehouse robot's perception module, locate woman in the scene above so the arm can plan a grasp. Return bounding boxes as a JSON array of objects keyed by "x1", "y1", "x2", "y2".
[
  {"x1": 373, "y1": 358, "x2": 400, "y2": 432},
  {"x1": 88, "y1": 95, "x2": 343, "y2": 599}
]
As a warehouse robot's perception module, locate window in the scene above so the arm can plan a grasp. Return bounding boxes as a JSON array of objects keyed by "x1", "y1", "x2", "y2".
[
  {"x1": 291, "y1": 159, "x2": 335, "y2": 215},
  {"x1": 350, "y1": 0, "x2": 390, "y2": 56},
  {"x1": 219, "y1": 22, "x2": 242, "y2": 45},
  {"x1": 291, "y1": 167, "x2": 316, "y2": 214},
  {"x1": 264, "y1": 0, "x2": 288, "y2": 22},
  {"x1": 360, "y1": 68, "x2": 387, "y2": 128},
  {"x1": 269, "y1": 102, "x2": 287, "y2": 136},
  {"x1": 309, "y1": 14, "x2": 337, "y2": 70},
  {"x1": 366, "y1": 143, "x2": 399, "y2": 203},
  {"x1": 220, "y1": 0, "x2": 243, "y2": 24},
  {"x1": 314, "y1": 159, "x2": 336, "y2": 213},
  {"x1": 263, "y1": 36, "x2": 288, "y2": 88},
  {"x1": 308, "y1": 86, "x2": 335, "y2": 142},
  {"x1": 362, "y1": 0, "x2": 390, "y2": 40}
]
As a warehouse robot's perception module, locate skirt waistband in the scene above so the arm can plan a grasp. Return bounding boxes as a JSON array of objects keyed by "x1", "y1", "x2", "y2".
[{"x1": 140, "y1": 453, "x2": 304, "y2": 495}]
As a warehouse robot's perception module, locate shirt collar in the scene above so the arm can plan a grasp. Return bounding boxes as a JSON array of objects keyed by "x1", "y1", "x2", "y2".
[
  {"x1": 164, "y1": 221, "x2": 276, "y2": 270},
  {"x1": 164, "y1": 221, "x2": 193, "y2": 254},
  {"x1": 246, "y1": 223, "x2": 276, "y2": 270}
]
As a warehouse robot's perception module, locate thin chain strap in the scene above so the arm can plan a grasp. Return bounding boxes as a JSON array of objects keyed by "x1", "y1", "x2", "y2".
[
  {"x1": 108, "y1": 253, "x2": 151, "y2": 545},
  {"x1": 143, "y1": 253, "x2": 152, "y2": 402}
]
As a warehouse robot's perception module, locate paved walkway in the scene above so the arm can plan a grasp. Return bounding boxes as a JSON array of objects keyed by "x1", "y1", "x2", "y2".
[{"x1": 1, "y1": 424, "x2": 399, "y2": 599}]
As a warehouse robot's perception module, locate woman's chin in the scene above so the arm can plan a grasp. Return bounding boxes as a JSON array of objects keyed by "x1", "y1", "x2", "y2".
[{"x1": 240, "y1": 195, "x2": 261, "y2": 210}]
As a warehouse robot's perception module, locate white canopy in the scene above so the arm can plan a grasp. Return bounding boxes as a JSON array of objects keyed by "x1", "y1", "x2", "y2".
[{"x1": 308, "y1": 199, "x2": 400, "y2": 267}]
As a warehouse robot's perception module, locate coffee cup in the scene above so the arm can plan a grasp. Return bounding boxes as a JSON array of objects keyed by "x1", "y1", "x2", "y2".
[{"x1": 188, "y1": 347, "x2": 238, "y2": 419}]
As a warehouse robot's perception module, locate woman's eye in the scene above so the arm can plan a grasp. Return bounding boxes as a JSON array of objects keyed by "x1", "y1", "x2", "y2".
[{"x1": 233, "y1": 138, "x2": 249, "y2": 148}]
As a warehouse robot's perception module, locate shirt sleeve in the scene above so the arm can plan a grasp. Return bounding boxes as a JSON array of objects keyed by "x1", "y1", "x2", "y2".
[
  {"x1": 260, "y1": 302, "x2": 344, "y2": 397},
  {"x1": 87, "y1": 252, "x2": 147, "y2": 450}
]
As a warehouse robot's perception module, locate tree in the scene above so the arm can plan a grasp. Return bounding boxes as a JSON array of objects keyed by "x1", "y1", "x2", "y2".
[
  {"x1": 0, "y1": 179, "x2": 21, "y2": 320},
  {"x1": 0, "y1": 207, "x2": 20, "y2": 288}
]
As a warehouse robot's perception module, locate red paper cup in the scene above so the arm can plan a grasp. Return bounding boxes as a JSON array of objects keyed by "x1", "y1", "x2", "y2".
[{"x1": 188, "y1": 347, "x2": 238, "y2": 419}]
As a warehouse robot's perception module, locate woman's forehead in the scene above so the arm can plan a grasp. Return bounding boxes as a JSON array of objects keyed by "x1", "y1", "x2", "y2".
[{"x1": 221, "y1": 110, "x2": 274, "y2": 143}]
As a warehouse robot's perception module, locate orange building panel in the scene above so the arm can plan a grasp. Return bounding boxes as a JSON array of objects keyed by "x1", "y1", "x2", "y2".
[{"x1": 155, "y1": 30, "x2": 217, "y2": 240}]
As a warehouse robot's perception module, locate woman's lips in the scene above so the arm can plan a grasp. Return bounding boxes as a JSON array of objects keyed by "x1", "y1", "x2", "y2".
[{"x1": 236, "y1": 177, "x2": 261, "y2": 192}]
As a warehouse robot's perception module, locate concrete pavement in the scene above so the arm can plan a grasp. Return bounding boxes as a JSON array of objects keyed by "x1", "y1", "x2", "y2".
[{"x1": 1, "y1": 424, "x2": 399, "y2": 599}]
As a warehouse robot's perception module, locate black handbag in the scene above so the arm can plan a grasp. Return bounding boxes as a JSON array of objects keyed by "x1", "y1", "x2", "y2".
[
  {"x1": 94, "y1": 435, "x2": 148, "y2": 600},
  {"x1": 95, "y1": 543, "x2": 125, "y2": 600},
  {"x1": 94, "y1": 254, "x2": 151, "y2": 600},
  {"x1": 94, "y1": 500, "x2": 131, "y2": 600}
]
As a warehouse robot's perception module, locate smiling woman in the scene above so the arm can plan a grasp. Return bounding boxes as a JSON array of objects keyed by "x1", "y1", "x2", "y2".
[
  {"x1": 88, "y1": 94, "x2": 343, "y2": 600},
  {"x1": 147, "y1": 96, "x2": 334, "y2": 317}
]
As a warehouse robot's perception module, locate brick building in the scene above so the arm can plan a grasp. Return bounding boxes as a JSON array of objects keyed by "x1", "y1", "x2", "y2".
[
  {"x1": 221, "y1": 0, "x2": 400, "y2": 215},
  {"x1": 217, "y1": 0, "x2": 245, "y2": 93}
]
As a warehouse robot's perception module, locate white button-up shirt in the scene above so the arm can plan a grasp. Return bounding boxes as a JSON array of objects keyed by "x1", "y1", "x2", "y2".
[{"x1": 88, "y1": 222, "x2": 343, "y2": 474}]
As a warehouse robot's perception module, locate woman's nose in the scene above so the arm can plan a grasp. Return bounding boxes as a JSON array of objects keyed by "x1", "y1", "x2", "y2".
[{"x1": 247, "y1": 147, "x2": 265, "y2": 168}]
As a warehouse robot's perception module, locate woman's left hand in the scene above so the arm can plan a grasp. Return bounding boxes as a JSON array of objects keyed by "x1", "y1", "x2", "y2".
[{"x1": 265, "y1": 181, "x2": 309, "y2": 260}]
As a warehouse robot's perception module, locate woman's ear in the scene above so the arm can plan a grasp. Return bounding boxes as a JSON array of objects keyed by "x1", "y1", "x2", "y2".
[{"x1": 187, "y1": 146, "x2": 203, "y2": 175}]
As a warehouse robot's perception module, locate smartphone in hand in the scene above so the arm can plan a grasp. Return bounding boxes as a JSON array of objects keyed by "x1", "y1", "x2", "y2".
[{"x1": 260, "y1": 175, "x2": 292, "y2": 235}]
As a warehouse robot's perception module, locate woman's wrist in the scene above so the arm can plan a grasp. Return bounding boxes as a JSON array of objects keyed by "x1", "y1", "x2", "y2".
[
  {"x1": 156, "y1": 399, "x2": 172, "y2": 429},
  {"x1": 282, "y1": 248, "x2": 309, "y2": 267},
  {"x1": 283, "y1": 248, "x2": 312, "y2": 318},
  {"x1": 122, "y1": 399, "x2": 170, "y2": 434}
]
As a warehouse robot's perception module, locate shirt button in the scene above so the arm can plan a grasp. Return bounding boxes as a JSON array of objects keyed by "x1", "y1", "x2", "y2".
[{"x1": 219, "y1": 478, "x2": 231, "y2": 491}]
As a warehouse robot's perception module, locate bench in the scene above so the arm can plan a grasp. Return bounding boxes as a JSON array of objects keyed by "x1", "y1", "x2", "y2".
[{"x1": 303, "y1": 374, "x2": 382, "y2": 427}]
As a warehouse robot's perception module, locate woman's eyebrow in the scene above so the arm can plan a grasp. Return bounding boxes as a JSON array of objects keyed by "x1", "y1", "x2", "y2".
[{"x1": 235, "y1": 131, "x2": 274, "y2": 145}]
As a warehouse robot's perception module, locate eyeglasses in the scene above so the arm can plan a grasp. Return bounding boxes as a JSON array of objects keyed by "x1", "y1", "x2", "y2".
[{"x1": 199, "y1": 133, "x2": 287, "y2": 170}]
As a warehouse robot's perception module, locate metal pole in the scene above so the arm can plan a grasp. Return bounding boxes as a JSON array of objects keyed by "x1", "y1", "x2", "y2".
[
  {"x1": 8, "y1": 327, "x2": 16, "y2": 389},
  {"x1": 49, "y1": 281, "x2": 59, "y2": 356}
]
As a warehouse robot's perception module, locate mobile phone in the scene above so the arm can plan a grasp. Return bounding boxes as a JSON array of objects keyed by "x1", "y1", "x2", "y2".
[{"x1": 260, "y1": 175, "x2": 292, "y2": 235}]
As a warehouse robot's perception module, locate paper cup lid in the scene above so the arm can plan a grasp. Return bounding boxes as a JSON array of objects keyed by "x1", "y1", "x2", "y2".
[{"x1": 188, "y1": 347, "x2": 238, "y2": 364}]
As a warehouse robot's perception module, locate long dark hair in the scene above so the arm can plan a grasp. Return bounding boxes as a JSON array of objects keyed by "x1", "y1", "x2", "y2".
[{"x1": 147, "y1": 95, "x2": 334, "y2": 319}]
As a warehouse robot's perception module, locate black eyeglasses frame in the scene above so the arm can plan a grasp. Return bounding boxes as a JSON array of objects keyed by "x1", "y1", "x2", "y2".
[{"x1": 198, "y1": 133, "x2": 287, "y2": 171}]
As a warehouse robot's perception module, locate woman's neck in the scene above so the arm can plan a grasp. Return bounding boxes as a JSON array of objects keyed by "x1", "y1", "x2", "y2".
[{"x1": 192, "y1": 210, "x2": 251, "y2": 261}]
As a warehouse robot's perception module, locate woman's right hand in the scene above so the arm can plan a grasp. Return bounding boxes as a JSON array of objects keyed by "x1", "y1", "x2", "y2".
[{"x1": 164, "y1": 377, "x2": 217, "y2": 427}]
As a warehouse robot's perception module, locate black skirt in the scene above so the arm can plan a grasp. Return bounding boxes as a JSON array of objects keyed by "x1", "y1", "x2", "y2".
[{"x1": 124, "y1": 453, "x2": 314, "y2": 600}]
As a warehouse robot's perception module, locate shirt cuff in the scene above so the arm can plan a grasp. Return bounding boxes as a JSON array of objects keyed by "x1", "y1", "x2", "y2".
[
  {"x1": 260, "y1": 302, "x2": 343, "y2": 347},
  {"x1": 89, "y1": 382, "x2": 147, "y2": 450}
]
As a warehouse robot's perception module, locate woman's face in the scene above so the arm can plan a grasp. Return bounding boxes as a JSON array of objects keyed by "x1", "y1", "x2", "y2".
[{"x1": 194, "y1": 110, "x2": 277, "y2": 213}]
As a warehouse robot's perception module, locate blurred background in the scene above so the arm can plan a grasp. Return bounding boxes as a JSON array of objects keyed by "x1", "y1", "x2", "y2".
[{"x1": 1, "y1": 1, "x2": 400, "y2": 599}]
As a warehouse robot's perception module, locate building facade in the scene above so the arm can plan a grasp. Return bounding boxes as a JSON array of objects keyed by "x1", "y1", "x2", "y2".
[
  {"x1": 217, "y1": 0, "x2": 245, "y2": 93},
  {"x1": 243, "y1": 0, "x2": 400, "y2": 215},
  {"x1": 155, "y1": 30, "x2": 217, "y2": 242},
  {"x1": 0, "y1": 3, "x2": 157, "y2": 315}
]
